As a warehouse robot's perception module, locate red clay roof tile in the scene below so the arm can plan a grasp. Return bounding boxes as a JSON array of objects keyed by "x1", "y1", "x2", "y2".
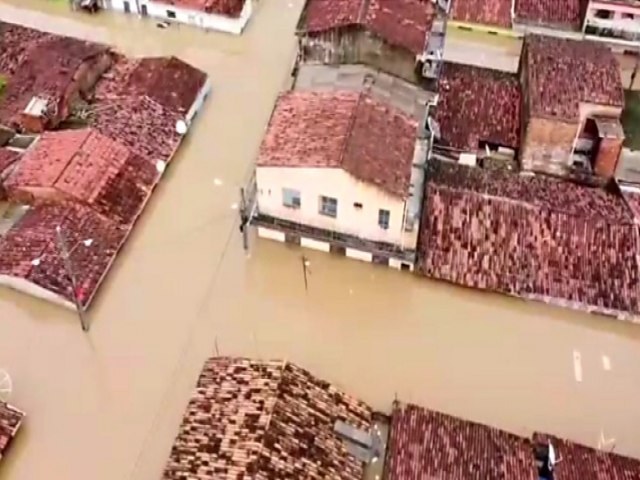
[
  {"x1": 155, "y1": 0, "x2": 246, "y2": 17},
  {"x1": 125, "y1": 57, "x2": 207, "y2": 114},
  {"x1": 514, "y1": 0, "x2": 586, "y2": 29},
  {"x1": 301, "y1": 0, "x2": 434, "y2": 54},
  {"x1": 258, "y1": 90, "x2": 417, "y2": 197},
  {"x1": 436, "y1": 63, "x2": 521, "y2": 150},
  {"x1": 450, "y1": 0, "x2": 512, "y2": 28},
  {"x1": 0, "y1": 402, "x2": 24, "y2": 464},
  {"x1": 418, "y1": 161, "x2": 639, "y2": 315},
  {"x1": 162, "y1": 357, "x2": 372, "y2": 480},
  {"x1": 524, "y1": 35, "x2": 624, "y2": 122},
  {"x1": 533, "y1": 433, "x2": 640, "y2": 480},
  {"x1": 386, "y1": 402, "x2": 537, "y2": 480},
  {"x1": 0, "y1": 203, "x2": 129, "y2": 308}
]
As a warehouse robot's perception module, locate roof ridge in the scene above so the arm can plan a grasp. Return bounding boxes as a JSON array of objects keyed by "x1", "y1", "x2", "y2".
[
  {"x1": 338, "y1": 92, "x2": 365, "y2": 169},
  {"x1": 357, "y1": 0, "x2": 371, "y2": 24},
  {"x1": 53, "y1": 129, "x2": 92, "y2": 188}
]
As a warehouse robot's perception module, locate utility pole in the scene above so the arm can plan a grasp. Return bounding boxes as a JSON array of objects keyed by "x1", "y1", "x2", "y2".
[
  {"x1": 301, "y1": 254, "x2": 310, "y2": 291},
  {"x1": 239, "y1": 187, "x2": 249, "y2": 251},
  {"x1": 55, "y1": 226, "x2": 89, "y2": 332}
]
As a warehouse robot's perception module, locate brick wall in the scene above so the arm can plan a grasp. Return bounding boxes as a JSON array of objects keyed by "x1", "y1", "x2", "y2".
[
  {"x1": 299, "y1": 28, "x2": 419, "y2": 83},
  {"x1": 594, "y1": 136, "x2": 624, "y2": 177},
  {"x1": 520, "y1": 116, "x2": 578, "y2": 175}
]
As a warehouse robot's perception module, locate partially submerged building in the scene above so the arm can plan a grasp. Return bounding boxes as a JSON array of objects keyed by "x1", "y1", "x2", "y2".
[
  {"x1": 104, "y1": 0, "x2": 252, "y2": 35},
  {"x1": 296, "y1": 0, "x2": 444, "y2": 85},
  {"x1": 0, "y1": 23, "x2": 210, "y2": 310},
  {"x1": 520, "y1": 35, "x2": 625, "y2": 178},
  {"x1": 583, "y1": 0, "x2": 640, "y2": 46},
  {"x1": 254, "y1": 90, "x2": 424, "y2": 270},
  {"x1": 417, "y1": 160, "x2": 640, "y2": 320},
  {"x1": 162, "y1": 357, "x2": 374, "y2": 480},
  {"x1": 0, "y1": 402, "x2": 24, "y2": 465}
]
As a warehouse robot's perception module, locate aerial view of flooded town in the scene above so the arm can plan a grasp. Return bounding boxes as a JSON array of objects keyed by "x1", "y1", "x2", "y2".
[{"x1": 1, "y1": 0, "x2": 640, "y2": 479}]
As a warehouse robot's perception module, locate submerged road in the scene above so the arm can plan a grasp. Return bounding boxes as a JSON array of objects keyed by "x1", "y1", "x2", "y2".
[{"x1": 0, "y1": 2, "x2": 639, "y2": 479}]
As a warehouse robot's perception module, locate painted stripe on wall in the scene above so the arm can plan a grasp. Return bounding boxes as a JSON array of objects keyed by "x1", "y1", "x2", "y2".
[
  {"x1": 257, "y1": 227, "x2": 286, "y2": 242},
  {"x1": 300, "y1": 237, "x2": 331, "y2": 252},
  {"x1": 345, "y1": 248, "x2": 373, "y2": 262}
]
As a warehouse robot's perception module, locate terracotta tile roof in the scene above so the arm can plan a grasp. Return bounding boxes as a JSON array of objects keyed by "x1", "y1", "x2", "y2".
[
  {"x1": 0, "y1": 22, "x2": 52, "y2": 77},
  {"x1": 0, "y1": 149, "x2": 20, "y2": 177},
  {"x1": 154, "y1": 0, "x2": 246, "y2": 17},
  {"x1": 436, "y1": 63, "x2": 521, "y2": 150},
  {"x1": 524, "y1": 35, "x2": 624, "y2": 122},
  {"x1": 300, "y1": 0, "x2": 434, "y2": 54},
  {"x1": 514, "y1": 0, "x2": 586, "y2": 29},
  {"x1": 258, "y1": 90, "x2": 417, "y2": 197},
  {"x1": 417, "y1": 161, "x2": 640, "y2": 316},
  {"x1": 533, "y1": 433, "x2": 640, "y2": 480},
  {"x1": 450, "y1": 0, "x2": 512, "y2": 28},
  {"x1": 124, "y1": 57, "x2": 207, "y2": 115},
  {"x1": 0, "y1": 35, "x2": 108, "y2": 126},
  {"x1": 91, "y1": 95, "x2": 182, "y2": 165},
  {"x1": 0, "y1": 203, "x2": 129, "y2": 308},
  {"x1": 0, "y1": 402, "x2": 24, "y2": 464},
  {"x1": 162, "y1": 357, "x2": 372, "y2": 480},
  {"x1": 386, "y1": 402, "x2": 537, "y2": 480}
]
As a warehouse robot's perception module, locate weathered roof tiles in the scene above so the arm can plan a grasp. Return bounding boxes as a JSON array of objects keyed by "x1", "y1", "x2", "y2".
[
  {"x1": 436, "y1": 63, "x2": 521, "y2": 150},
  {"x1": 524, "y1": 35, "x2": 624, "y2": 122},
  {"x1": 300, "y1": 0, "x2": 434, "y2": 54},
  {"x1": 162, "y1": 357, "x2": 372, "y2": 480},
  {"x1": 258, "y1": 90, "x2": 417, "y2": 198},
  {"x1": 0, "y1": 402, "x2": 24, "y2": 464}
]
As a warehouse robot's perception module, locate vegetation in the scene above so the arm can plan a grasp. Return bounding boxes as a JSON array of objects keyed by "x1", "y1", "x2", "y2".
[
  {"x1": 622, "y1": 90, "x2": 640, "y2": 151},
  {"x1": 0, "y1": 74, "x2": 7, "y2": 97}
]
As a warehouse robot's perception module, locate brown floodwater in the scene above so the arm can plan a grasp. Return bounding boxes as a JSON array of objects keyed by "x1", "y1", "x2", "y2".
[{"x1": 0, "y1": 2, "x2": 640, "y2": 479}]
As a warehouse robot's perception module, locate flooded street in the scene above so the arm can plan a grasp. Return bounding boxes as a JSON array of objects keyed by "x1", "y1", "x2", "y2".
[{"x1": 0, "y1": 1, "x2": 640, "y2": 479}]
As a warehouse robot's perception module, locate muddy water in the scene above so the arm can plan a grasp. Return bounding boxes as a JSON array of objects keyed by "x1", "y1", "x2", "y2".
[{"x1": 0, "y1": 2, "x2": 639, "y2": 479}]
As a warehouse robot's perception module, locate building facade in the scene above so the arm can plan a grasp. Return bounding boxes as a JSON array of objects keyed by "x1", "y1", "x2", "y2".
[
  {"x1": 103, "y1": 0, "x2": 252, "y2": 35},
  {"x1": 253, "y1": 90, "x2": 424, "y2": 270}
]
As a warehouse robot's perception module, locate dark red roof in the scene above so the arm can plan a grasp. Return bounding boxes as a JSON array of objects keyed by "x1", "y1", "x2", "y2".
[
  {"x1": 514, "y1": 0, "x2": 586, "y2": 29},
  {"x1": 5, "y1": 129, "x2": 158, "y2": 225},
  {"x1": 0, "y1": 35, "x2": 108, "y2": 126},
  {"x1": 0, "y1": 203, "x2": 129, "y2": 308},
  {"x1": 524, "y1": 35, "x2": 624, "y2": 122},
  {"x1": 436, "y1": 63, "x2": 521, "y2": 150},
  {"x1": 385, "y1": 402, "x2": 537, "y2": 480},
  {"x1": 125, "y1": 57, "x2": 207, "y2": 114},
  {"x1": 417, "y1": 161, "x2": 640, "y2": 315},
  {"x1": 0, "y1": 402, "x2": 24, "y2": 464},
  {"x1": 301, "y1": 0, "x2": 434, "y2": 54},
  {"x1": 0, "y1": 148, "x2": 20, "y2": 177},
  {"x1": 154, "y1": 0, "x2": 246, "y2": 17},
  {"x1": 450, "y1": 0, "x2": 512, "y2": 28},
  {"x1": 0, "y1": 22, "x2": 52, "y2": 77},
  {"x1": 533, "y1": 433, "x2": 640, "y2": 480},
  {"x1": 258, "y1": 90, "x2": 417, "y2": 198}
]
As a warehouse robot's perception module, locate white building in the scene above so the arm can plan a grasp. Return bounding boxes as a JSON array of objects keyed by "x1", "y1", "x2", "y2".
[
  {"x1": 103, "y1": 0, "x2": 252, "y2": 35},
  {"x1": 254, "y1": 90, "x2": 425, "y2": 270}
]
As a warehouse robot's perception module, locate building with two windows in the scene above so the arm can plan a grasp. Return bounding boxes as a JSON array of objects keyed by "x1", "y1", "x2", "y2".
[{"x1": 253, "y1": 90, "x2": 424, "y2": 270}]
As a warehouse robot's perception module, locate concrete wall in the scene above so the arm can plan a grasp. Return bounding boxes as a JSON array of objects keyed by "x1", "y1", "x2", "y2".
[
  {"x1": 255, "y1": 166, "x2": 417, "y2": 249},
  {"x1": 520, "y1": 116, "x2": 578, "y2": 174},
  {"x1": 299, "y1": 28, "x2": 420, "y2": 84},
  {"x1": 107, "y1": 0, "x2": 252, "y2": 35}
]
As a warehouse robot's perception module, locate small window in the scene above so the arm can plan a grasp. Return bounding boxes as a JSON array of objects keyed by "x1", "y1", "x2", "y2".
[
  {"x1": 378, "y1": 209, "x2": 390, "y2": 230},
  {"x1": 594, "y1": 9, "x2": 612, "y2": 19},
  {"x1": 353, "y1": 202, "x2": 363, "y2": 209},
  {"x1": 622, "y1": 12, "x2": 635, "y2": 20},
  {"x1": 319, "y1": 195, "x2": 338, "y2": 217},
  {"x1": 282, "y1": 188, "x2": 301, "y2": 209},
  {"x1": 167, "y1": 10, "x2": 177, "y2": 18}
]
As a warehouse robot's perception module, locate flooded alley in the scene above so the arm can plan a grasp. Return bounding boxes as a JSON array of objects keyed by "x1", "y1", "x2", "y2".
[{"x1": 0, "y1": 1, "x2": 639, "y2": 479}]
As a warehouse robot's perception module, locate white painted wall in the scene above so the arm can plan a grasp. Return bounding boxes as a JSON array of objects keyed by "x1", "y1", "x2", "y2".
[
  {"x1": 185, "y1": 77, "x2": 212, "y2": 127},
  {"x1": 256, "y1": 167, "x2": 418, "y2": 249},
  {"x1": 107, "y1": 0, "x2": 252, "y2": 35}
]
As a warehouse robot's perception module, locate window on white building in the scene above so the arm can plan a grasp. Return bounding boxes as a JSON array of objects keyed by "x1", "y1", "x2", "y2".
[
  {"x1": 319, "y1": 195, "x2": 338, "y2": 217},
  {"x1": 594, "y1": 9, "x2": 613, "y2": 19},
  {"x1": 167, "y1": 10, "x2": 177, "y2": 18},
  {"x1": 378, "y1": 209, "x2": 390, "y2": 230},
  {"x1": 282, "y1": 188, "x2": 301, "y2": 209}
]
